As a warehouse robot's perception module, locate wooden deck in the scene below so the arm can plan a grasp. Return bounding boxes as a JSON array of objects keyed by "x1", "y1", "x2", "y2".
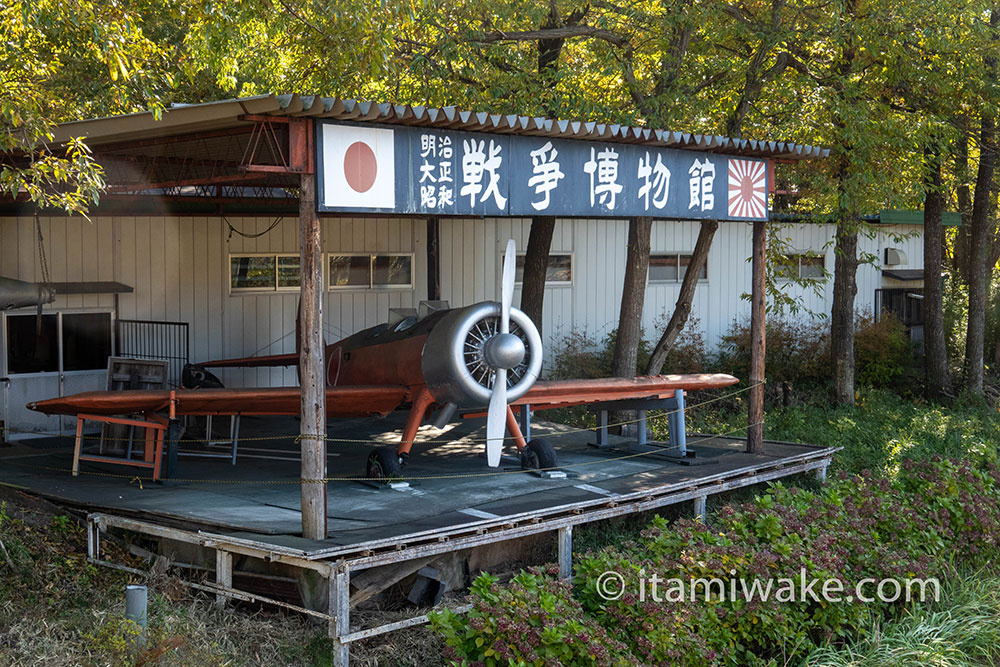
[
  {"x1": 0, "y1": 413, "x2": 837, "y2": 665},
  {"x1": 0, "y1": 413, "x2": 833, "y2": 555}
]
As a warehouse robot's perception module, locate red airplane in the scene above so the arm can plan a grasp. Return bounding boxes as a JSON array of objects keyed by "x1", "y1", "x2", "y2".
[{"x1": 28, "y1": 240, "x2": 737, "y2": 477}]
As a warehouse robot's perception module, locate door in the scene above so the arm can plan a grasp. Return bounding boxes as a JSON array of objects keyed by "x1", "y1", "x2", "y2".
[{"x1": 2, "y1": 310, "x2": 114, "y2": 440}]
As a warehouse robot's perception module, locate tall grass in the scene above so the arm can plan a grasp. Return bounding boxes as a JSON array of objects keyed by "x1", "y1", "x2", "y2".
[
  {"x1": 805, "y1": 570, "x2": 1000, "y2": 667},
  {"x1": 683, "y1": 388, "x2": 1000, "y2": 475}
]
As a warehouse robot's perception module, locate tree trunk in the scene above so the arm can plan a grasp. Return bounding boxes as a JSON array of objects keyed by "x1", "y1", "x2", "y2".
[
  {"x1": 952, "y1": 124, "x2": 972, "y2": 282},
  {"x1": 645, "y1": 219, "x2": 718, "y2": 375},
  {"x1": 965, "y1": 114, "x2": 997, "y2": 394},
  {"x1": 611, "y1": 217, "x2": 653, "y2": 379},
  {"x1": 923, "y1": 146, "x2": 953, "y2": 400},
  {"x1": 830, "y1": 221, "x2": 859, "y2": 406},
  {"x1": 519, "y1": 216, "x2": 555, "y2": 330},
  {"x1": 746, "y1": 219, "x2": 767, "y2": 453}
]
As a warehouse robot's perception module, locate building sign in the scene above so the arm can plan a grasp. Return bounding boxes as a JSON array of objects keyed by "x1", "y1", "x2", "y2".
[{"x1": 317, "y1": 121, "x2": 768, "y2": 220}]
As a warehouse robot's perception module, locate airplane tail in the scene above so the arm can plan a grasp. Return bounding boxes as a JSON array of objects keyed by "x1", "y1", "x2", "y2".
[
  {"x1": 197, "y1": 352, "x2": 300, "y2": 368},
  {"x1": 199, "y1": 299, "x2": 323, "y2": 372}
]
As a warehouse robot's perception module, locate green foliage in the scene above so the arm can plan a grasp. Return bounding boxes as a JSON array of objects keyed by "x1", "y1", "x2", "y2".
[
  {"x1": 431, "y1": 569, "x2": 634, "y2": 666},
  {"x1": 716, "y1": 313, "x2": 916, "y2": 390},
  {"x1": 549, "y1": 321, "x2": 705, "y2": 381},
  {"x1": 804, "y1": 570, "x2": 1000, "y2": 666},
  {"x1": 49, "y1": 514, "x2": 72, "y2": 536},
  {"x1": 717, "y1": 317, "x2": 831, "y2": 387},
  {"x1": 83, "y1": 615, "x2": 146, "y2": 666},
  {"x1": 854, "y1": 312, "x2": 916, "y2": 388},
  {"x1": 440, "y1": 457, "x2": 1000, "y2": 666},
  {"x1": 686, "y1": 387, "x2": 1000, "y2": 477},
  {"x1": 0, "y1": 0, "x2": 186, "y2": 215}
]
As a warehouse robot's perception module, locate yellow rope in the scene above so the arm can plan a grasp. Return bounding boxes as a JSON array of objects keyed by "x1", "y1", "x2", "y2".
[
  {"x1": 1, "y1": 381, "x2": 763, "y2": 446},
  {"x1": 1, "y1": 422, "x2": 765, "y2": 485}
]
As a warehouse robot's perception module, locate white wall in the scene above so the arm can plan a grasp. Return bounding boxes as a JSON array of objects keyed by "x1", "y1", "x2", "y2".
[
  {"x1": 439, "y1": 218, "x2": 927, "y2": 364},
  {"x1": 0, "y1": 214, "x2": 926, "y2": 392},
  {"x1": 0, "y1": 215, "x2": 426, "y2": 391}
]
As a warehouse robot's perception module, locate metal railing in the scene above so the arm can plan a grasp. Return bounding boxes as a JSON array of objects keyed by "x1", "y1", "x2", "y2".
[{"x1": 115, "y1": 319, "x2": 190, "y2": 388}]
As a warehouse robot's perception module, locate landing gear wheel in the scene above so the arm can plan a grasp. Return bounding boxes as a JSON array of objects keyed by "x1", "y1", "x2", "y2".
[
  {"x1": 366, "y1": 446, "x2": 403, "y2": 480},
  {"x1": 520, "y1": 438, "x2": 558, "y2": 471}
]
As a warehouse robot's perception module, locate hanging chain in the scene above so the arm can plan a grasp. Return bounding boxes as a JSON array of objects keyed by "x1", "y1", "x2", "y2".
[{"x1": 34, "y1": 213, "x2": 50, "y2": 285}]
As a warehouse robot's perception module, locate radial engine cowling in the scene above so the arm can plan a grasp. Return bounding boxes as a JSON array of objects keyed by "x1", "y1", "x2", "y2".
[{"x1": 421, "y1": 302, "x2": 543, "y2": 407}]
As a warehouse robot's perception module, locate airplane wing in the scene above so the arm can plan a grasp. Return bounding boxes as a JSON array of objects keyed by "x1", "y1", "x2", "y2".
[
  {"x1": 27, "y1": 386, "x2": 410, "y2": 418},
  {"x1": 512, "y1": 373, "x2": 738, "y2": 411}
]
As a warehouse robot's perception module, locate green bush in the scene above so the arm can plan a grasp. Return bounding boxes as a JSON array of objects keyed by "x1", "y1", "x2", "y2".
[
  {"x1": 716, "y1": 312, "x2": 916, "y2": 389},
  {"x1": 716, "y1": 316, "x2": 830, "y2": 386},
  {"x1": 854, "y1": 311, "x2": 915, "y2": 387},
  {"x1": 548, "y1": 319, "x2": 707, "y2": 380},
  {"x1": 435, "y1": 457, "x2": 1000, "y2": 666},
  {"x1": 431, "y1": 568, "x2": 635, "y2": 666}
]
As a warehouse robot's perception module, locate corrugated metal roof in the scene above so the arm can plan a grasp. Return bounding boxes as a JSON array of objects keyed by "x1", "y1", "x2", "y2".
[{"x1": 53, "y1": 94, "x2": 829, "y2": 161}]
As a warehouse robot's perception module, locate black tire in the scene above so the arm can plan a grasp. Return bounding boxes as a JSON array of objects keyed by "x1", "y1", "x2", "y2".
[
  {"x1": 520, "y1": 438, "x2": 558, "y2": 471},
  {"x1": 366, "y1": 446, "x2": 403, "y2": 480}
]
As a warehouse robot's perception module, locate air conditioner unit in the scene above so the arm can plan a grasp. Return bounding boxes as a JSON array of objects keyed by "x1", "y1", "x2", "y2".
[{"x1": 884, "y1": 248, "x2": 907, "y2": 266}]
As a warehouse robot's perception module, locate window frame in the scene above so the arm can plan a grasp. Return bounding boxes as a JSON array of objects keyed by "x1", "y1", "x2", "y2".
[
  {"x1": 228, "y1": 253, "x2": 305, "y2": 294},
  {"x1": 648, "y1": 252, "x2": 709, "y2": 284},
  {"x1": 327, "y1": 252, "x2": 416, "y2": 291},
  {"x1": 2, "y1": 308, "x2": 115, "y2": 377},
  {"x1": 779, "y1": 253, "x2": 827, "y2": 281},
  {"x1": 511, "y1": 252, "x2": 574, "y2": 287}
]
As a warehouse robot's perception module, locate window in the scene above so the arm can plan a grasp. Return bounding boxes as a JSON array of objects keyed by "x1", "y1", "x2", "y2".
[
  {"x1": 230, "y1": 254, "x2": 301, "y2": 292},
  {"x1": 649, "y1": 254, "x2": 708, "y2": 283},
  {"x1": 5, "y1": 314, "x2": 59, "y2": 373},
  {"x1": 62, "y1": 313, "x2": 113, "y2": 371},
  {"x1": 5, "y1": 311, "x2": 112, "y2": 374},
  {"x1": 779, "y1": 253, "x2": 826, "y2": 280},
  {"x1": 329, "y1": 254, "x2": 414, "y2": 289},
  {"x1": 513, "y1": 253, "x2": 573, "y2": 285}
]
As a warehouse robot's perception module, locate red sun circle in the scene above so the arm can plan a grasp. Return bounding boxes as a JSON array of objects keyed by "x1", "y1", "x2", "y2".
[
  {"x1": 740, "y1": 177, "x2": 754, "y2": 199},
  {"x1": 343, "y1": 141, "x2": 378, "y2": 193}
]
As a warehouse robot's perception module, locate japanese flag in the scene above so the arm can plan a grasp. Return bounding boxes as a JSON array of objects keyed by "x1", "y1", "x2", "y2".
[{"x1": 321, "y1": 124, "x2": 395, "y2": 209}]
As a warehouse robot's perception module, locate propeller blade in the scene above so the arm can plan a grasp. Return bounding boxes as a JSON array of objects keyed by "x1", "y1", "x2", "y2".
[
  {"x1": 486, "y1": 368, "x2": 507, "y2": 467},
  {"x1": 500, "y1": 239, "x2": 515, "y2": 335}
]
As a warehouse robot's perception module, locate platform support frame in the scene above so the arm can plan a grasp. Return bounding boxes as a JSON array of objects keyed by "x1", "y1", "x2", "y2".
[{"x1": 82, "y1": 444, "x2": 837, "y2": 667}]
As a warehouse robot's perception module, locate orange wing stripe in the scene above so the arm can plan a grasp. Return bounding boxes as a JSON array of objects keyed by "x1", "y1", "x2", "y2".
[{"x1": 516, "y1": 373, "x2": 738, "y2": 411}]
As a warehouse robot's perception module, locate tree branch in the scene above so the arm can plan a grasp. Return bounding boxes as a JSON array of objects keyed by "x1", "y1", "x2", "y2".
[{"x1": 469, "y1": 25, "x2": 630, "y2": 49}]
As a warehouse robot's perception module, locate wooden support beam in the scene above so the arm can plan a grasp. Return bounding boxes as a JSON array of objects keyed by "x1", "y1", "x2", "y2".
[
  {"x1": 299, "y1": 150, "x2": 327, "y2": 541},
  {"x1": 215, "y1": 551, "x2": 233, "y2": 606},
  {"x1": 332, "y1": 569, "x2": 351, "y2": 666},
  {"x1": 557, "y1": 526, "x2": 573, "y2": 581},
  {"x1": 747, "y1": 219, "x2": 766, "y2": 454}
]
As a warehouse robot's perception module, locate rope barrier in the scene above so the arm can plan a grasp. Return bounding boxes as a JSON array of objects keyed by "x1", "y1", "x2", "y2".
[
  {"x1": 0, "y1": 381, "x2": 764, "y2": 446},
  {"x1": 0, "y1": 422, "x2": 766, "y2": 485}
]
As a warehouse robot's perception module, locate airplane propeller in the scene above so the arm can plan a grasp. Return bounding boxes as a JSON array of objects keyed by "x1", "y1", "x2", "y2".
[{"x1": 484, "y1": 239, "x2": 526, "y2": 467}]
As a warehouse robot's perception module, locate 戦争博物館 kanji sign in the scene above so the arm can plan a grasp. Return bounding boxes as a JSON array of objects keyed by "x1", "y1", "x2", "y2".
[{"x1": 317, "y1": 121, "x2": 768, "y2": 220}]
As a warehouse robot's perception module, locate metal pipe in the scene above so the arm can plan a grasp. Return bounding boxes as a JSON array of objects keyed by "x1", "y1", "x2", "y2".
[{"x1": 125, "y1": 584, "x2": 147, "y2": 647}]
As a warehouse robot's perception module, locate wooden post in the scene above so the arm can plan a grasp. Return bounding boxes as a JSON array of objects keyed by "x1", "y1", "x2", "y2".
[
  {"x1": 693, "y1": 495, "x2": 707, "y2": 522},
  {"x1": 215, "y1": 550, "x2": 232, "y2": 606},
  {"x1": 299, "y1": 171, "x2": 327, "y2": 540},
  {"x1": 557, "y1": 526, "x2": 573, "y2": 581},
  {"x1": 747, "y1": 219, "x2": 766, "y2": 453},
  {"x1": 332, "y1": 568, "x2": 351, "y2": 666}
]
